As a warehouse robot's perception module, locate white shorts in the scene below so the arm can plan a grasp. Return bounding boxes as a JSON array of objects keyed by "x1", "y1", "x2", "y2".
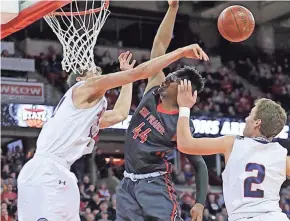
[
  {"x1": 236, "y1": 212, "x2": 288, "y2": 221},
  {"x1": 17, "y1": 154, "x2": 80, "y2": 221}
]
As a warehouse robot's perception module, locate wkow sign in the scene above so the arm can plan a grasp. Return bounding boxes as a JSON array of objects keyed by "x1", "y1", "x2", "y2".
[{"x1": 1, "y1": 81, "x2": 44, "y2": 103}]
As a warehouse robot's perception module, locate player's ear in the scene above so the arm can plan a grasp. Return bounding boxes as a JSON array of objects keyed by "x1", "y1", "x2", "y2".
[
  {"x1": 76, "y1": 76, "x2": 82, "y2": 82},
  {"x1": 254, "y1": 119, "x2": 262, "y2": 128}
]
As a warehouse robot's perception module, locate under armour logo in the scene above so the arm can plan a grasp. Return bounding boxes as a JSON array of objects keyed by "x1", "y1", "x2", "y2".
[{"x1": 59, "y1": 180, "x2": 66, "y2": 185}]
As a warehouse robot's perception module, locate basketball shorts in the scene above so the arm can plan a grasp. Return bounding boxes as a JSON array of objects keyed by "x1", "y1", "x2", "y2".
[
  {"x1": 116, "y1": 173, "x2": 183, "y2": 221},
  {"x1": 234, "y1": 212, "x2": 288, "y2": 221},
  {"x1": 17, "y1": 154, "x2": 80, "y2": 221}
]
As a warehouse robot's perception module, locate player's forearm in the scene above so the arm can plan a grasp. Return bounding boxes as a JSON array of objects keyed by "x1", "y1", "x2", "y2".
[
  {"x1": 112, "y1": 83, "x2": 133, "y2": 118},
  {"x1": 87, "y1": 48, "x2": 184, "y2": 91},
  {"x1": 177, "y1": 117, "x2": 195, "y2": 154},
  {"x1": 136, "y1": 48, "x2": 184, "y2": 79},
  {"x1": 151, "y1": 5, "x2": 179, "y2": 59},
  {"x1": 185, "y1": 155, "x2": 208, "y2": 206}
]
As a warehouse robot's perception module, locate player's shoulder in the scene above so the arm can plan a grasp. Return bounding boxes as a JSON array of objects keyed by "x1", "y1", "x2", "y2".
[
  {"x1": 143, "y1": 85, "x2": 159, "y2": 97},
  {"x1": 235, "y1": 135, "x2": 245, "y2": 140}
]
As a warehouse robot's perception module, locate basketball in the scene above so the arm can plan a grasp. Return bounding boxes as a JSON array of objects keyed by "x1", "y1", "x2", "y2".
[{"x1": 217, "y1": 5, "x2": 255, "y2": 42}]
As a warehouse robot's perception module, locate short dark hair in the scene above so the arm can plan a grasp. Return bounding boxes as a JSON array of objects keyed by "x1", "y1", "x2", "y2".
[{"x1": 174, "y1": 66, "x2": 205, "y2": 93}]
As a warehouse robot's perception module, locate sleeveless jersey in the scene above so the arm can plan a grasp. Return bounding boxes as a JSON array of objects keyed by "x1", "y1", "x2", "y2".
[
  {"x1": 222, "y1": 136, "x2": 287, "y2": 217},
  {"x1": 124, "y1": 86, "x2": 194, "y2": 174},
  {"x1": 36, "y1": 81, "x2": 107, "y2": 167}
]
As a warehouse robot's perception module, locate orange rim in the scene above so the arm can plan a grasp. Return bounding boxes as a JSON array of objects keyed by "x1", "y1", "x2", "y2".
[{"x1": 48, "y1": 0, "x2": 109, "y2": 16}]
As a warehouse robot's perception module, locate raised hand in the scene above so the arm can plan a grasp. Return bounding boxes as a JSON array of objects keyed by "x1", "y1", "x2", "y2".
[
  {"x1": 190, "y1": 203, "x2": 204, "y2": 221},
  {"x1": 168, "y1": 0, "x2": 179, "y2": 8},
  {"x1": 177, "y1": 79, "x2": 197, "y2": 108},
  {"x1": 182, "y1": 44, "x2": 209, "y2": 61},
  {"x1": 118, "y1": 51, "x2": 137, "y2": 71}
]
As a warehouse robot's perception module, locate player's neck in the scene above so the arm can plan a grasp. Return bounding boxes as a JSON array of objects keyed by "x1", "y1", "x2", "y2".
[
  {"x1": 159, "y1": 99, "x2": 179, "y2": 112},
  {"x1": 251, "y1": 132, "x2": 272, "y2": 141}
]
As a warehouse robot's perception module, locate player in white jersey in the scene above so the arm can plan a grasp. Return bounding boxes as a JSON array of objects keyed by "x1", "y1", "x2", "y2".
[
  {"x1": 175, "y1": 79, "x2": 289, "y2": 221},
  {"x1": 17, "y1": 45, "x2": 208, "y2": 221}
]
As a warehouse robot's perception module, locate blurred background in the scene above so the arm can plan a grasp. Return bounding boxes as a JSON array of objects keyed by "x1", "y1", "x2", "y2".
[{"x1": 1, "y1": 1, "x2": 290, "y2": 221}]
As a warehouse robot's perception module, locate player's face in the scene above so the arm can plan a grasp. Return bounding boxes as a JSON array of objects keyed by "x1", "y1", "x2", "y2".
[
  {"x1": 159, "y1": 73, "x2": 181, "y2": 100},
  {"x1": 243, "y1": 106, "x2": 261, "y2": 137}
]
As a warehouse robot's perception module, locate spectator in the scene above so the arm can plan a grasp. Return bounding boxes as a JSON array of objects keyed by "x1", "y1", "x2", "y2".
[
  {"x1": 98, "y1": 211, "x2": 112, "y2": 221},
  {"x1": 86, "y1": 184, "x2": 96, "y2": 198},
  {"x1": 96, "y1": 201, "x2": 110, "y2": 220},
  {"x1": 101, "y1": 51, "x2": 114, "y2": 66},
  {"x1": 83, "y1": 175, "x2": 91, "y2": 189},
  {"x1": 207, "y1": 194, "x2": 221, "y2": 215},
  {"x1": 216, "y1": 214, "x2": 226, "y2": 221},
  {"x1": 98, "y1": 182, "x2": 111, "y2": 201},
  {"x1": 108, "y1": 194, "x2": 117, "y2": 221},
  {"x1": 183, "y1": 163, "x2": 195, "y2": 185},
  {"x1": 2, "y1": 165, "x2": 10, "y2": 179},
  {"x1": 1, "y1": 184, "x2": 17, "y2": 206},
  {"x1": 221, "y1": 207, "x2": 228, "y2": 221},
  {"x1": 203, "y1": 208, "x2": 214, "y2": 221},
  {"x1": 88, "y1": 193, "x2": 102, "y2": 212}
]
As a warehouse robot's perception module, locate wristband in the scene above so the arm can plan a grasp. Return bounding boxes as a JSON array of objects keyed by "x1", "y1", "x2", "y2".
[{"x1": 179, "y1": 107, "x2": 190, "y2": 118}]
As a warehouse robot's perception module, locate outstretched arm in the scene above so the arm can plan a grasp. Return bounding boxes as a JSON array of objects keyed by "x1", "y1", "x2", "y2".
[
  {"x1": 176, "y1": 79, "x2": 235, "y2": 156},
  {"x1": 79, "y1": 44, "x2": 206, "y2": 96},
  {"x1": 144, "y1": 0, "x2": 179, "y2": 95},
  {"x1": 185, "y1": 154, "x2": 208, "y2": 221},
  {"x1": 99, "y1": 52, "x2": 136, "y2": 129}
]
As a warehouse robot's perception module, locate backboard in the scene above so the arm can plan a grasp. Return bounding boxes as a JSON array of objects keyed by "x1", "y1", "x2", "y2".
[{"x1": 1, "y1": 0, "x2": 71, "y2": 39}]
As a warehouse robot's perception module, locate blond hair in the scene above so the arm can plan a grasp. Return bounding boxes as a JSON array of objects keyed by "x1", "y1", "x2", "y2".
[
  {"x1": 67, "y1": 66, "x2": 102, "y2": 88},
  {"x1": 254, "y1": 98, "x2": 287, "y2": 138}
]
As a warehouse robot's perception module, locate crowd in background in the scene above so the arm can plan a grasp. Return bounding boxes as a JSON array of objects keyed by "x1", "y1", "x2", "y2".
[
  {"x1": 1, "y1": 30, "x2": 290, "y2": 221},
  {"x1": 2, "y1": 43, "x2": 289, "y2": 120},
  {"x1": 2, "y1": 145, "x2": 290, "y2": 221}
]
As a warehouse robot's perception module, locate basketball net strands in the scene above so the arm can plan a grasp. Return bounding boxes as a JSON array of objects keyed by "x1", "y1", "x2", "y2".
[{"x1": 44, "y1": 0, "x2": 110, "y2": 75}]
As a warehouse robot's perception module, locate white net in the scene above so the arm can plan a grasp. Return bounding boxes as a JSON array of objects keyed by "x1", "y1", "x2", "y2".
[{"x1": 44, "y1": 0, "x2": 110, "y2": 75}]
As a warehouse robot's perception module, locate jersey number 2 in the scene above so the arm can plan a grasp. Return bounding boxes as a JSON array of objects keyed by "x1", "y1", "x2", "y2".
[
  {"x1": 244, "y1": 163, "x2": 265, "y2": 198},
  {"x1": 132, "y1": 122, "x2": 152, "y2": 143}
]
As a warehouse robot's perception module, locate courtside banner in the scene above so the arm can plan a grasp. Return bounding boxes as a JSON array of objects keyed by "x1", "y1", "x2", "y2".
[
  {"x1": 1, "y1": 103, "x2": 54, "y2": 128},
  {"x1": 106, "y1": 115, "x2": 290, "y2": 140},
  {"x1": 1, "y1": 81, "x2": 44, "y2": 103},
  {"x1": 1, "y1": 107, "x2": 289, "y2": 139}
]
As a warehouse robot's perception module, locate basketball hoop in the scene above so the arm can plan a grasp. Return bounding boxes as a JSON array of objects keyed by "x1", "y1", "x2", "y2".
[{"x1": 44, "y1": 0, "x2": 110, "y2": 75}]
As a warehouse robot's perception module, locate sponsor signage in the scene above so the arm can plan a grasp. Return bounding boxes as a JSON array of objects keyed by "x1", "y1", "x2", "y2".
[
  {"x1": 108, "y1": 116, "x2": 289, "y2": 139},
  {"x1": 1, "y1": 81, "x2": 44, "y2": 103},
  {"x1": 1, "y1": 106, "x2": 289, "y2": 140},
  {"x1": 1, "y1": 104, "x2": 54, "y2": 128}
]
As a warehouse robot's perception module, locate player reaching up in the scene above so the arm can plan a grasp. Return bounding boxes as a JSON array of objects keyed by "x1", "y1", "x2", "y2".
[
  {"x1": 17, "y1": 42, "x2": 207, "y2": 221},
  {"x1": 116, "y1": 1, "x2": 209, "y2": 221},
  {"x1": 176, "y1": 79, "x2": 289, "y2": 221}
]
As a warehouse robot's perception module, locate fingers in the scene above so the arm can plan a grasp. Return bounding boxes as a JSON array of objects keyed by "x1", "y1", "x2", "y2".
[
  {"x1": 190, "y1": 213, "x2": 197, "y2": 221},
  {"x1": 190, "y1": 44, "x2": 209, "y2": 61},
  {"x1": 195, "y1": 46, "x2": 209, "y2": 61},
  {"x1": 181, "y1": 79, "x2": 192, "y2": 93},
  {"x1": 118, "y1": 52, "x2": 125, "y2": 61},
  {"x1": 127, "y1": 53, "x2": 132, "y2": 63},
  {"x1": 192, "y1": 48, "x2": 200, "y2": 59},
  {"x1": 131, "y1": 59, "x2": 136, "y2": 67},
  {"x1": 119, "y1": 51, "x2": 130, "y2": 61}
]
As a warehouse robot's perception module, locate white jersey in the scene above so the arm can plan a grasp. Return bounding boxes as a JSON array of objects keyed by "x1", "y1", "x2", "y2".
[
  {"x1": 222, "y1": 136, "x2": 286, "y2": 219},
  {"x1": 36, "y1": 82, "x2": 107, "y2": 168}
]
